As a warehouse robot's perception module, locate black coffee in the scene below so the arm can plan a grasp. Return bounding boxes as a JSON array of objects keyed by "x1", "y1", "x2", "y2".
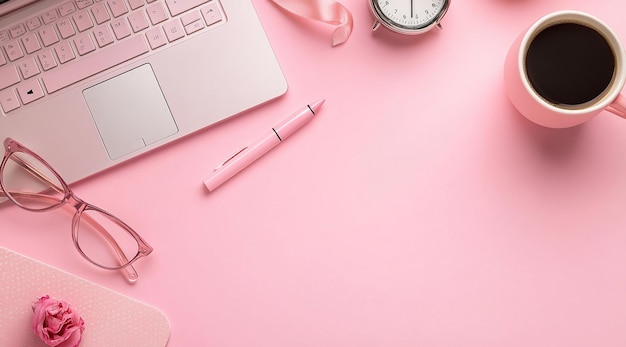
[{"x1": 525, "y1": 22, "x2": 615, "y2": 106}]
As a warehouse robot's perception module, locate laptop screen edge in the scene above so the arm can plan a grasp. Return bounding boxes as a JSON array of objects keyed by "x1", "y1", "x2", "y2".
[{"x1": 0, "y1": 0, "x2": 38, "y2": 17}]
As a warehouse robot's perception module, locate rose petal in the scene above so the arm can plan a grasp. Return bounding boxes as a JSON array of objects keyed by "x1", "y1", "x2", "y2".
[
  {"x1": 32, "y1": 296, "x2": 85, "y2": 347},
  {"x1": 57, "y1": 326, "x2": 83, "y2": 347}
]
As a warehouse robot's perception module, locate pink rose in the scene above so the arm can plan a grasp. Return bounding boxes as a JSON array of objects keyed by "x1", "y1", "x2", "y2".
[{"x1": 31, "y1": 295, "x2": 85, "y2": 347}]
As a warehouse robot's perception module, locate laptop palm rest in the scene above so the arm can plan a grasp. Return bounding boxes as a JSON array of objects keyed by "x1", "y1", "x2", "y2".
[{"x1": 83, "y1": 64, "x2": 178, "y2": 160}]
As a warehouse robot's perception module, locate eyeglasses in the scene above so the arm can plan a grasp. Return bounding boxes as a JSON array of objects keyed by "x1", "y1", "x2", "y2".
[{"x1": 0, "y1": 138, "x2": 152, "y2": 283}]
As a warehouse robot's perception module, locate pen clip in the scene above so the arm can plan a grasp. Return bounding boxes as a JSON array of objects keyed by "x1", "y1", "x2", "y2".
[{"x1": 213, "y1": 147, "x2": 248, "y2": 171}]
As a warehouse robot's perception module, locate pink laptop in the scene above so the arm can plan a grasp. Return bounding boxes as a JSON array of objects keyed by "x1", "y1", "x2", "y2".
[{"x1": 0, "y1": 0, "x2": 287, "y2": 183}]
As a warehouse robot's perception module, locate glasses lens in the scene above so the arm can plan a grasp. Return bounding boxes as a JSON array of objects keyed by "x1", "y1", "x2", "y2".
[
  {"x1": 2, "y1": 151, "x2": 65, "y2": 210},
  {"x1": 75, "y1": 207, "x2": 140, "y2": 269}
]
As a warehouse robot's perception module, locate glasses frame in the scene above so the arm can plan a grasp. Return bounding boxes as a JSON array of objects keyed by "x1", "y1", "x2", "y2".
[{"x1": 0, "y1": 138, "x2": 153, "y2": 283}]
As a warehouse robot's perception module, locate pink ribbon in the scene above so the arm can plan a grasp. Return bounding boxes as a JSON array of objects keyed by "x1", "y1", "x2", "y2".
[{"x1": 270, "y1": 0, "x2": 353, "y2": 46}]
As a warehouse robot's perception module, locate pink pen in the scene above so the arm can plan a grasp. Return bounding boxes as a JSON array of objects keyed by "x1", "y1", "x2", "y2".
[{"x1": 203, "y1": 99, "x2": 325, "y2": 191}]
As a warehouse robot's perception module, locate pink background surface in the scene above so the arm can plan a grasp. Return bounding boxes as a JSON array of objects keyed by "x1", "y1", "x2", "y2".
[{"x1": 3, "y1": 0, "x2": 626, "y2": 345}]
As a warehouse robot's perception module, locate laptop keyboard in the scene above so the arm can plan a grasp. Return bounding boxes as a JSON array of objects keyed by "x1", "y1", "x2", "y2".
[{"x1": 0, "y1": 0, "x2": 225, "y2": 114}]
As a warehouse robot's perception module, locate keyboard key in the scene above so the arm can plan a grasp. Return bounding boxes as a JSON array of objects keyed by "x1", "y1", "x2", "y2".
[
  {"x1": 17, "y1": 79, "x2": 45, "y2": 104},
  {"x1": 184, "y1": 19, "x2": 203, "y2": 35},
  {"x1": 146, "y1": 2, "x2": 168, "y2": 25},
  {"x1": 0, "y1": 89, "x2": 20, "y2": 113},
  {"x1": 93, "y1": 25, "x2": 115, "y2": 47},
  {"x1": 111, "y1": 18, "x2": 132, "y2": 39},
  {"x1": 201, "y1": 3, "x2": 222, "y2": 26},
  {"x1": 0, "y1": 52, "x2": 6, "y2": 66},
  {"x1": 74, "y1": 33, "x2": 96, "y2": 55},
  {"x1": 145, "y1": 27, "x2": 166, "y2": 49},
  {"x1": 57, "y1": 18, "x2": 76, "y2": 39},
  {"x1": 128, "y1": 11, "x2": 149, "y2": 32},
  {"x1": 9, "y1": 24, "x2": 26, "y2": 38},
  {"x1": 25, "y1": 17, "x2": 42, "y2": 31},
  {"x1": 76, "y1": 0, "x2": 95, "y2": 10},
  {"x1": 91, "y1": 3, "x2": 111, "y2": 24},
  {"x1": 180, "y1": 10, "x2": 201, "y2": 26},
  {"x1": 73, "y1": 11, "x2": 94, "y2": 32},
  {"x1": 38, "y1": 50, "x2": 58, "y2": 71},
  {"x1": 4, "y1": 40, "x2": 24, "y2": 61},
  {"x1": 21, "y1": 32, "x2": 42, "y2": 54},
  {"x1": 42, "y1": 35, "x2": 149, "y2": 93},
  {"x1": 42, "y1": 9, "x2": 60, "y2": 24},
  {"x1": 18, "y1": 56, "x2": 41, "y2": 79},
  {"x1": 39, "y1": 25, "x2": 60, "y2": 47},
  {"x1": 55, "y1": 41, "x2": 75, "y2": 63},
  {"x1": 128, "y1": 0, "x2": 144, "y2": 10},
  {"x1": 107, "y1": 0, "x2": 129, "y2": 17},
  {"x1": 0, "y1": 65, "x2": 20, "y2": 90},
  {"x1": 0, "y1": 30, "x2": 10, "y2": 42},
  {"x1": 58, "y1": 2, "x2": 77, "y2": 16},
  {"x1": 165, "y1": 0, "x2": 208, "y2": 16},
  {"x1": 162, "y1": 19, "x2": 184, "y2": 42}
]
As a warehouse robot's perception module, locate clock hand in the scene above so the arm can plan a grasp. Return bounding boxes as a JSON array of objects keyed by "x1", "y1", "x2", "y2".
[{"x1": 410, "y1": 0, "x2": 413, "y2": 18}]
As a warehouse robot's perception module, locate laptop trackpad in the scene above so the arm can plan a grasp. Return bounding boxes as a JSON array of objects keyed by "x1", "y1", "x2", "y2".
[{"x1": 83, "y1": 64, "x2": 178, "y2": 160}]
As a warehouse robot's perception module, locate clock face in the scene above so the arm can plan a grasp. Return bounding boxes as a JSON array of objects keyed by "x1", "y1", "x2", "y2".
[{"x1": 373, "y1": 0, "x2": 447, "y2": 31}]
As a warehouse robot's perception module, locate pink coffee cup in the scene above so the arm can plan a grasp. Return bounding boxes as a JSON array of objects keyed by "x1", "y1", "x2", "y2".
[{"x1": 504, "y1": 11, "x2": 626, "y2": 128}]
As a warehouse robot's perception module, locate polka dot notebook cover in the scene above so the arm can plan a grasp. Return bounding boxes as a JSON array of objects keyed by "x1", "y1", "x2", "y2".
[{"x1": 0, "y1": 246, "x2": 170, "y2": 346}]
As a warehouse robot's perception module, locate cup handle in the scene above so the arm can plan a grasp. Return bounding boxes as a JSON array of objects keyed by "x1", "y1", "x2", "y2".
[{"x1": 607, "y1": 93, "x2": 626, "y2": 118}]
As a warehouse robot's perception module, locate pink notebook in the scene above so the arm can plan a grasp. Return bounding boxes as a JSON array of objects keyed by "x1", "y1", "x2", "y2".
[{"x1": 0, "y1": 247, "x2": 170, "y2": 346}]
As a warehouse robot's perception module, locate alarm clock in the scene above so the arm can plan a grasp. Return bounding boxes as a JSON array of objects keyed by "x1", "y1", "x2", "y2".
[{"x1": 369, "y1": 0, "x2": 451, "y2": 35}]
